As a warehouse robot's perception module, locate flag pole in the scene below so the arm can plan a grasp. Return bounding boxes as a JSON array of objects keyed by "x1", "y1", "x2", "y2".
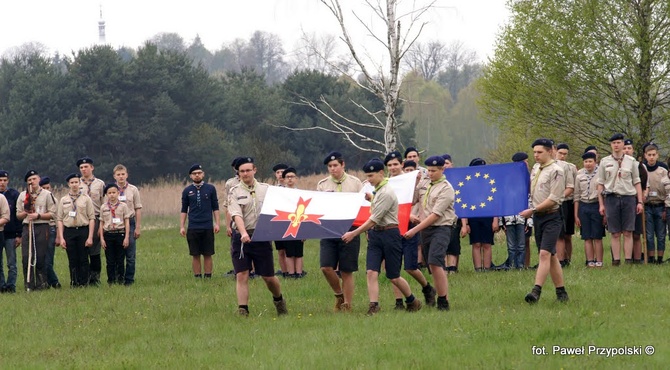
[{"x1": 26, "y1": 220, "x2": 33, "y2": 292}]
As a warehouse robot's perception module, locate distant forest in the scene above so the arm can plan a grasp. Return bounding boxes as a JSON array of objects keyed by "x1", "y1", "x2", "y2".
[{"x1": 0, "y1": 31, "x2": 497, "y2": 184}]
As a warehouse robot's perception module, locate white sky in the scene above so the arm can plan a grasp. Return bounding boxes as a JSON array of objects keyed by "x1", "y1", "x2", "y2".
[{"x1": 0, "y1": 0, "x2": 509, "y2": 62}]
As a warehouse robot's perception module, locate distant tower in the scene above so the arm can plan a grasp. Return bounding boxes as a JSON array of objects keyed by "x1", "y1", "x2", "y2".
[{"x1": 98, "y1": 5, "x2": 106, "y2": 44}]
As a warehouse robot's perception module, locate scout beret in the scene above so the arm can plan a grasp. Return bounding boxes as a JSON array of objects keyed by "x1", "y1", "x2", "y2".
[
  {"x1": 556, "y1": 143, "x2": 569, "y2": 150},
  {"x1": 623, "y1": 139, "x2": 633, "y2": 146},
  {"x1": 441, "y1": 153, "x2": 452, "y2": 162},
  {"x1": 76, "y1": 157, "x2": 93, "y2": 167},
  {"x1": 38, "y1": 177, "x2": 50, "y2": 186},
  {"x1": 65, "y1": 173, "x2": 80, "y2": 182},
  {"x1": 189, "y1": 164, "x2": 203, "y2": 174},
  {"x1": 403, "y1": 160, "x2": 417, "y2": 169},
  {"x1": 235, "y1": 157, "x2": 254, "y2": 171},
  {"x1": 469, "y1": 158, "x2": 486, "y2": 167},
  {"x1": 512, "y1": 152, "x2": 528, "y2": 162},
  {"x1": 424, "y1": 156, "x2": 445, "y2": 167},
  {"x1": 272, "y1": 163, "x2": 289, "y2": 172},
  {"x1": 323, "y1": 151, "x2": 343, "y2": 165},
  {"x1": 363, "y1": 158, "x2": 385, "y2": 173},
  {"x1": 531, "y1": 138, "x2": 553, "y2": 148},
  {"x1": 584, "y1": 145, "x2": 597, "y2": 153},
  {"x1": 104, "y1": 183, "x2": 119, "y2": 194},
  {"x1": 24, "y1": 170, "x2": 38, "y2": 182},
  {"x1": 0, "y1": 170, "x2": 8, "y2": 178},
  {"x1": 609, "y1": 133, "x2": 625, "y2": 142},
  {"x1": 404, "y1": 147, "x2": 419, "y2": 158},
  {"x1": 281, "y1": 167, "x2": 297, "y2": 178},
  {"x1": 384, "y1": 151, "x2": 402, "y2": 165},
  {"x1": 581, "y1": 152, "x2": 596, "y2": 160},
  {"x1": 643, "y1": 142, "x2": 658, "y2": 152},
  {"x1": 231, "y1": 157, "x2": 243, "y2": 167}
]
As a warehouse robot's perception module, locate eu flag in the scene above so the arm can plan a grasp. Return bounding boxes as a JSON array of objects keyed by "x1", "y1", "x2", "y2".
[{"x1": 444, "y1": 162, "x2": 530, "y2": 218}]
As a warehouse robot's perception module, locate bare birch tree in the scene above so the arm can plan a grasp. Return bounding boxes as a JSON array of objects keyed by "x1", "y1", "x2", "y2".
[{"x1": 279, "y1": 0, "x2": 436, "y2": 154}]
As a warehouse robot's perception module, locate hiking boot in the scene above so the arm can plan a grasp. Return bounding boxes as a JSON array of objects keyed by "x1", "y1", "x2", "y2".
[
  {"x1": 238, "y1": 308, "x2": 249, "y2": 317},
  {"x1": 340, "y1": 302, "x2": 352, "y2": 312},
  {"x1": 556, "y1": 290, "x2": 569, "y2": 303},
  {"x1": 423, "y1": 285, "x2": 437, "y2": 307},
  {"x1": 525, "y1": 286, "x2": 541, "y2": 304},
  {"x1": 612, "y1": 260, "x2": 621, "y2": 266},
  {"x1": 274, "y1": 299, "x2": 288, "y2": 315},
  {"x1": 366, "y1": 303, "x2": 381, "y2": 316},
  {"x1": 334, "y1": 293, "x2": 345, "y2": 312},
  {"x1": 437, "y1": 300, "x2": 450, "y2": 311},
  {"x1": 394, "y1": 301, "x2": 405, "y2": 310},
  {"x1": 406, "y1": 299, "x2": 423, "y2": 312}
]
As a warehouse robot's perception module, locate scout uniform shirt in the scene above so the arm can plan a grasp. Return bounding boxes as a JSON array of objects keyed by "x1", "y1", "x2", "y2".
[
  {"x1": 645, "y1": 166, "x2": 670, "y2": 205},
  {"x1": 117, "y1": 183, "x2": 142, "y2": 218},
  {"x1": 317, "y1": 173, "x2": 363, "y2": 193},
  {"x1": 530, "y1": 161, "x2": 565, "y2": 211},
  {"x1": 80, "y1": 177, "x2": 105, "y2": 216},
  {"x1": 100, "y1": 201, "x2": 131, "y2": 232},
  {"x1": 0, "y1": 194, "x2": 9, "y2": 232},
  {"x1": 16, "y1": 189, "x2": 57, "y2": 225},
  {"x1": 223, "y1": 176, "x2": 240, "y2": 209},
  {"x1": 596, "y1": 154, "x2": 641, "y2": 196},
  {"x1": 574, "y1": 167, "x2": 600, "y2": 203},
  {"x1": 557, "y1": 160, "x2": 577, "y2": 201},
  {"x1": 369, "y1": 180, "x2": 398, "y2": 227},
  {"x1": 56, "y1": 192, "x2": 96, "y2": 227},
  {"x1": 414, "y1": 175, "x2": 457, "y2": 226},
  {"x1": 228, "y1": 180, "x2": 269, "y2": 231}
]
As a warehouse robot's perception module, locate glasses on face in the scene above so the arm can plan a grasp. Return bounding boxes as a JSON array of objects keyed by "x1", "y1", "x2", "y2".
[
  {"x1": 191, "y1": 171, "x2": 204, "y2": 176},
  {"x1": 284, "y1": 175, "x2": 297, "y2": 179}
]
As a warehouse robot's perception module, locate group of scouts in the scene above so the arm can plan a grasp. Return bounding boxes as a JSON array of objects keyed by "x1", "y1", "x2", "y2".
[{"x1": 0, "y1": 158, "x2": 142, "y2": 293}]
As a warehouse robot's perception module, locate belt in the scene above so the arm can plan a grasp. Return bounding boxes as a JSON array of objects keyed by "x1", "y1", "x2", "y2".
[
  {"x1": 645, "y1": 202, "x2": 665, "y2": 207},
  {"x1": 579, "y1": 200, "x2": 599, "y2": 204},
  {"x1": 65, "y1": 226, "x2": 88, "y2": 230},
  {"x1": 372, "y1": 224, "x2": 398, "y2": 231},
  {"x1": 605, "y1": 193, "x2": 634, "y2": 198},
  {"x1": 104, "y1": 230, "x2": 125, "y2": 234},
  {"x1": 534, "y1": 209, "x2": 559, "y2": 217},
  {"x1": 426, "y1": 225, "x2": 452, "y2": 229}
]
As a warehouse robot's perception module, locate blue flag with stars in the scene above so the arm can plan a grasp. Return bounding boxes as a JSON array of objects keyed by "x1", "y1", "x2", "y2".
[{"x1": 444, "y1": 162, "x2": 530, "y2": 218}]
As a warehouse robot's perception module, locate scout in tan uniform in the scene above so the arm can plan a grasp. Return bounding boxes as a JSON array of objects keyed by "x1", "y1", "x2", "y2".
[
  {"x1": 271, "y1": 163, "x2": 290, "y2": 276},
  {"x1": 228, "y1": 157, "x2": 287, "y2": 317},
  {"x1": 16, "y1": 170, "x2": 57, "y2": 291},
  {"x1": 317, "y1": 151, "x2": 363, "y2": 312},
  {"x1": 596, "y1": 133, "x2": 644, "y2": 265},
  {"x1": 39, "y1": 177, "x2": 61, "y2": 288},
  {"x1": 404, "y1": 155, "x2": 457, "y2": 311},
  {"x1": 574, "y1": 152, "x2": 605, "y2": 267},
  {"x1": 623, "y1": 139, "x2": 648, "y2": 262},
  {"x1": 224, "y1": 157, "x2": 242, "y2": 238},
  {"x1": 642, "y1": 143, "x2": 670, "y2": 264},
  {"x1": 77, "y1": 157, "x2": 106, "y2": 285},
  {"x1": 99, "y1": 184, "x2": 131, "y2": 285},
  {"x1": 56, "y1": 173, "x2": 96, "y2": 287},
  {"x1": 278, "y1": 167, "x2": 306, "y2": 278},
  {"x1": 520, "y1": 139, "x2": 568, "y2": 303},
  {"x1": 555, "y1": 143, "x2": 577, "y2": 267},
  {"x1": 343, "y1": 158, "x2": 422, "y2": 315},
  {"x1": 113, "y1": 164, "x2": 142, "y2": 285},
  {"x1": 0, "y1": 194, "x2": 9, "y2": 270}
]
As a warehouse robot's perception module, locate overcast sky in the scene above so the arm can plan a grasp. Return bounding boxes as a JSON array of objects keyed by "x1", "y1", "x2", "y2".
[{"x1": 0, "y1": 0, "x2": 510, "y2": 61}]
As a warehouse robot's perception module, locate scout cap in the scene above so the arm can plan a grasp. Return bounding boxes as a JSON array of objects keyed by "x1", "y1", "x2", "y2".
[
  {"x1": 424, "y1": 156, "x2": 445, "y2": 167},
  {"x1": 384, "y1": 151, "x2": 402, "y2": 165},
  {"x1": 363, "y1": 159, "x2": 385, "y2": 173},
  {"x1": 323, "y1": 151, "x2": 343, "y2": 165},
  {"x1": 189, "y1": 164, "x2": 203, "y2": 174}
]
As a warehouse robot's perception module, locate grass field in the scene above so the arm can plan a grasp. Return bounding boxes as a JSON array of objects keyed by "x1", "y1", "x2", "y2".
[{"x1": 0, "y1": 217, "x2": 667, "y2": 369}]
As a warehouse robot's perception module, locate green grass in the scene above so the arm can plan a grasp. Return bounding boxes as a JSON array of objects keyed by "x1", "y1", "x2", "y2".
[{"x1": 0, "y1": 228, "x2": 667, "y2": 369}]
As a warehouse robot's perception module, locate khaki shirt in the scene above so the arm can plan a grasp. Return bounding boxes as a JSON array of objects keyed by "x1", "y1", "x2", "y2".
[
  {"x1": 56, "y1": 193, "x2": 96, "y2": 227},
  {"x1": 558, "y1": 160, "x2": 577, "y2": 200},
  {"x1": 0, "y1": 194, "x2": 9, "y2": 232},
  {"x1": 16, "y1": 189, "x2": 57, "y2": 225},
  {"x1": 574, "y1": 167, "x2": 599, "y2": 203},
  {"x1": 317, "y1": 174, "x2": 363, "y2": 193},
  {"x1": 100, "y1": 202, "x2": 131, "y2": 232},
  {"x1": 530, "y1": 161, "x2": 565, "y2": 210},
  {"x1": 80, "y1": 177, "x2": 105, "y2": 216},
  {"x1": 223, "y1": 176, "x2": 240, "y2": 208},
  {"x1": 645, "y1": 167, "x2": 670, "y2": 204},
  {"x1": 228, "y1": 180, "x2": 269, "y2": 231},
  {"x1": 117, "y1": 183, "x2": 142, "y2": 218},
  {"x1": 369, "y1": 181, "x2": 398, "y2": 227},
  {"x1": 414, "y1": 177, "x2": 457, "y2": 226},
  {"x1": 596, "y1": 155, "x2": 640, "y2": 196}
]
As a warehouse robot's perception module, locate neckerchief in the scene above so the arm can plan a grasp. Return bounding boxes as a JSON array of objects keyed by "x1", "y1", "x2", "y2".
[
  {"x1": 69, "y1": 192, "x2": 81, "y2": 213},
  {"x1": 371, "y1": 178, "x2": 389, "y2": 211},
  {"x1": 240, "y1": 179, "x2": 258, "y2": 214},
  {"x1": 531, "y1": 160, "x2": 555, "y2": 194},
  {"x1": 584, "y1": 165, "x2": 598, "y2": 197},
  {"x1": 116, "y1": 182, "x2": 128, "y2": 196},
  {"x1": 81, "y1": 177, "x2": 96, "y2": 195},
  {"x1": 330, "y1": 173, "x2": 347, "y2": 192},
  {"x1": 193, "y1": 182, "x2": 203, "y2": 208},
  {"x1": 645, "y1": 161, "x2": 659, "y2": 173},
  {"x1": 423, "y1": 175, "x2": 446, "y2": 207}
]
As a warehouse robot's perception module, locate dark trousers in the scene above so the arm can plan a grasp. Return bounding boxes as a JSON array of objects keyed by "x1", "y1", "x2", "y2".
[
  {"x1": 21, "y1": 223, "x2": 49, "y2": 290},
  {"x1": 64, "y1": 226, "x2": 90, "y2": 287},
  {"x1": 104, "y1": 232, "x2": 126, "y2": 284}
]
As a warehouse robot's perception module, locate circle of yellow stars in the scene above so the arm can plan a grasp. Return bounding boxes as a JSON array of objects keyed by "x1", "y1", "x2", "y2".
[{"x1": 454, "y1": 172, "x2": 497, "y2": 210}]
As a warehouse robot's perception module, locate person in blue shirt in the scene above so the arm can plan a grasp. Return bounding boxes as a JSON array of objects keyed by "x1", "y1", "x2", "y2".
[{"x1": 180, "y1": 164, "x2": 220, "y2": 279}]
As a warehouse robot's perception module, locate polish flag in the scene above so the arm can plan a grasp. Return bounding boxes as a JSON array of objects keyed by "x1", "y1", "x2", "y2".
[{"x1": 352, "y1": 170, "x2": 418, "y2": 235}]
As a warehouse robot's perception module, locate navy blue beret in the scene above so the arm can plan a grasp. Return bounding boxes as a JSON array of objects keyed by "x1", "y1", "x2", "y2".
[
  {"x1": 323, "y1": 151, "x2": 343, "y2": 165},
  {"x1": 65, "y1": 173, "x2": 80, "y2": 182},
  {"x1": 235, "y1": 157, "x2": 254, "y2": 171},
  {"x1": 581, "y1": 152, "x2": 596, "y2": 160},
  {"x1": 189, "y1": 164, "x2": 203, "y2": 174},
  {"x1": 531, "y1": 138, "x2": 553, "y2": 148},
  {"x1": 384, "y1": 151, "x2": 402, "y2": 165},
  {"x1": 609, "y1": 133, "x2": 625, "y2": 142},
  {"x1": 24, "y1": 170, "x2": 38, "y2": 182},
  {"x1": 76, "y1": 157, "x2": 93, "y2": 167},
  {"x1": 556, "y1": 143, "x2": 569, "y2": 150},
  {"x1": 272, "y1": 163, "x2": 289, "y2": 172},
  {"x1": 404, "y1": 147, "x2": 419, "y2": 158},
  {"x1": 424, "y1": 156, "x2": 445, "y2": 167},
  {"x1": 512, "y1": 152, "x2": 528, "y2": 162},
  {"x1": 363, "y1": 159, "x2": 385, "y2": 173},
  {"x1": 403, "y1": 160, "x2": 417, "y2": 169},
  {"x1": 38, "y1": 177, "x2": 50, "y2": 186}
]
